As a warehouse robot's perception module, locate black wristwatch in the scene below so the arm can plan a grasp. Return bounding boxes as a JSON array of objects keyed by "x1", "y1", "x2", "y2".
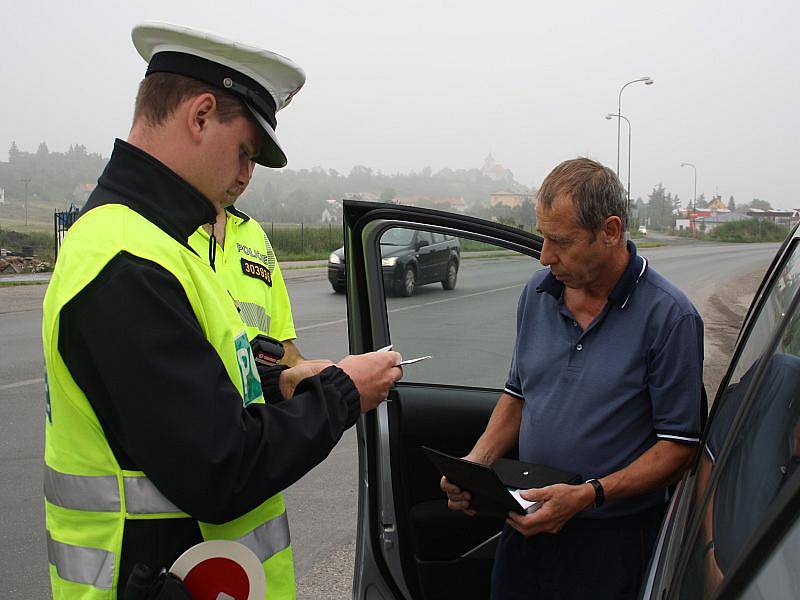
[{"x1": 585, "y1": 478, "x2": 605, "y2": 508}]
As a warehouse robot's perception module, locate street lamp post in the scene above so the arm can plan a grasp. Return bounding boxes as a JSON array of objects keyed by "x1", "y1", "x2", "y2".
[
  {"x1": 680, "y1": 162, "x2": 697, "y2": 212},
  {"x1": 20, "y1": 178, "x2": 31, "y2": 226},
  {"x1": 606, "y1": 113, "x2": 632, "y2": 228},
  {"x1": 616, "y1": 77, "x2": 653, "y2": 177}
]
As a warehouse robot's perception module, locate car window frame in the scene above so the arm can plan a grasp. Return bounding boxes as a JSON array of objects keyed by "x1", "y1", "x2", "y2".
[{"x1": 666, "y1": 237, "x2": 800, "y2": 599}]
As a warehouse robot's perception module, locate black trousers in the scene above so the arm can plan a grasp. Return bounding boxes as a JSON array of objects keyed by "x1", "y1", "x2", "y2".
[{"x1": 490, "y1": 504, "x2": 667, "y2": 600}]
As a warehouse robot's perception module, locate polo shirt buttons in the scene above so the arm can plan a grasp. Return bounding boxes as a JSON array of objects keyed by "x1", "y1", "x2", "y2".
[{"x1": 576, "y1": 344, "x2": 583, "y2": 351}]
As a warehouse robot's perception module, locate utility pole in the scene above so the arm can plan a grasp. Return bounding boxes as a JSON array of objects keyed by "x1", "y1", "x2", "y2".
[{"x1": 20, "y1": 178, "x2": 31, "y2": 226}]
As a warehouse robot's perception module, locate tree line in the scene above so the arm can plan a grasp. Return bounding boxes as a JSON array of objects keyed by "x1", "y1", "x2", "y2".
[
  {"x1": 1, "y1": 142, "x2": 534, "y2": 225},
  {"x1": 0, "y1": 142, "x2": 775, "y2": 231},
  {"x1": 0, "y1": 142, "x2": 106, "y2": 208}
]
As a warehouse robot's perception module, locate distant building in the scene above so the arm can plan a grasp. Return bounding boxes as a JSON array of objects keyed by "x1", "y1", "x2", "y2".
[
  {"x1": 746, "y1": 209, "x2": 799, "y2": 228},
  {"x1": 675, "y1": 218, "x2": 690, "y2": 231},
  {"x1": 321, "y1": 199, "x2": 343, "y2": 224},
  {"x1": 707, "y1": 195, "x2": 729, "y2": 212},
  {"x1": 681, "y1": 200, "x2": 738, "y2": 232},
  {"x1": 0, "y1": 187, "x2": 4, "y2": 204},
  {"x1": 695, "y1": 211, "x2": 750, "y2": 233},
  {"x1": 482, "y1": 154, "x2": 515, "y2": 184},
  {"x1": 72, "y1": 183, "x2": 97, "y2": 206},
  {"x1": 490, "y1": 191, "x2": 536, "y2": 208}
]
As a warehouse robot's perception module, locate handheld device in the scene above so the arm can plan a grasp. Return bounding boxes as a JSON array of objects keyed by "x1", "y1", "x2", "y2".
[{"x1": 251, "y1": 334, "x2": 285, "y2": 366}]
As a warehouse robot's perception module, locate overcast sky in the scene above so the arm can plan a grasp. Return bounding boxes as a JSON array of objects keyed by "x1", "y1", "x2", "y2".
[{"x1": 2, "y1": 0, "x2": 798, "y2": 208}]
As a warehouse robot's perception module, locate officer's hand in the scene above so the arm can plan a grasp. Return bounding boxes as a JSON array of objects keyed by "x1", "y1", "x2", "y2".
[
  {"x1": 441, "y1": 476, "x2": 477, "y2": 516},
  {"x1": 278, "y1": 359, "x2": 334, "y2": 399},
  {"x1": 337, "y1": 351, "x2": 403, "y2": 412}
]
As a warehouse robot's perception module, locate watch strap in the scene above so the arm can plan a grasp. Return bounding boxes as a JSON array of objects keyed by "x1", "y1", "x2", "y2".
[{"x1": 585, "y1": 478, "x2": 605, "y2": 508}]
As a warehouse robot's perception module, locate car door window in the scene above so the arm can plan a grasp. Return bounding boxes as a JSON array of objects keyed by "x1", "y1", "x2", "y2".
[
  {"x1": 381, "y1": 227, "x2": 416, "y2": 246},
  {"x1": 675, "y1": 241, "x2": 800, "y2": 598},
  {"x1": 416, "y1": 231, "x2": 433, "y2": 245},
  {"x1": 379, "y1": 226, "x2": 540, "y2": 388}
]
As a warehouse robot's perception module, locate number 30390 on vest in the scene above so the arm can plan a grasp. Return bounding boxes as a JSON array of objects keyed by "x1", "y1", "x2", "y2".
[{"x1": 241, "y1": 258, "x2": 273, "y2": 286}]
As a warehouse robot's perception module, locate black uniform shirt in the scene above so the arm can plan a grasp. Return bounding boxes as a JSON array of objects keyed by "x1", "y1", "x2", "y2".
[{"x1": 58, "y1": 140, "x2": 359, "y2": 587}]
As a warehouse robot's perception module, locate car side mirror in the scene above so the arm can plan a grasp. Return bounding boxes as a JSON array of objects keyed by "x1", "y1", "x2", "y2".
[{"x1": 416, "y1": 240, "x2": 429, "y2": 250}]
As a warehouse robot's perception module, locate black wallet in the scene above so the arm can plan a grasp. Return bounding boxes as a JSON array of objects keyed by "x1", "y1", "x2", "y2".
[{"x1": 423, "y1": 446, "x2": 581, "y2": 518}]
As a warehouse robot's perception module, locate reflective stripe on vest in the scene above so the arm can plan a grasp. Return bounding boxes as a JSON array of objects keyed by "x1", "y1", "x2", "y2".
[
  {"x1": 123, "y1": 476, "x2": 182, "y2": 514},
  {"x1": 44, "y1": 466, "x2": 119, "y2": 512},
  {"x1": 238, "y1": 300, "x2": 271, "y2": 333},
  {"x1": 237, "y1": 512, "x2": 291, "y2": 562},
  {"x1": 47, "y1": 531, "x2": 115, "y2": 590},
  {"x1": 44, "y1": 465, "x2": 182, "y2": 515},
  {"x1": 44, "y1": 465, "x2": 290, "y2": 562}
]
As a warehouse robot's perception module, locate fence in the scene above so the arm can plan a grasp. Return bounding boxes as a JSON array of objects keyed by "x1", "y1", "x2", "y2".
[
  {"x1": 263, "y1": 223, "x2": 344, "y2": 258},
  {"x1": 54, "y1": 207, "x2": 80, "y2": 260}
]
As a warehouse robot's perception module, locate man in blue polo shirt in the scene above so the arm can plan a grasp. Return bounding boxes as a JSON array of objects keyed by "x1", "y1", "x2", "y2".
[{"x1": 442, "y1": 157, "x2": 703, "y2": 599}]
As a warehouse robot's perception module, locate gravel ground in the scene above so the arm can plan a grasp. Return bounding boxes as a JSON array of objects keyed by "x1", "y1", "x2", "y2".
[
  {"x1": 296, "y1": 540, "x2": 356, "y2": 599},
  {"x1": 697, "y1": 267, "x2": 764, "y2": 401}
]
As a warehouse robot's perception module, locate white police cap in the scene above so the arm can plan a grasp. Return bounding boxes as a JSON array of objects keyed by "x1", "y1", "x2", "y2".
[{"x1": 131, "y1": 22, "x2": 305, "y2": 168}]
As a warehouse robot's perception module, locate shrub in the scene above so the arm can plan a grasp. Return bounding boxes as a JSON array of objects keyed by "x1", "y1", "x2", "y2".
[
  {"x1": 708, "y1": 219, "x2": 789, "y2": 243},
  {"x1": 262, "y1": 223, "x2": 343, "y2": 260},
  {"x1": 0, "y1": 228, "x2": 55, "y2": 260}
]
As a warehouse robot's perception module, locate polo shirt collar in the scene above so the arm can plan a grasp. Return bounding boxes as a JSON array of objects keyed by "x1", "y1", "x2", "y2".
[
  {"x1": 537, "y1": 240, "x2": 648, "y2": 309},
  {"x1": 225, "y1": 205, "x2": 251, "y2": 223}
]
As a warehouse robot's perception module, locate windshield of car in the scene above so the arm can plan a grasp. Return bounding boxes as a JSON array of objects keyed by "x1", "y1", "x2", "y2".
[{"x1": 380, "y1": 228, "x2": 415, "y2": 246}]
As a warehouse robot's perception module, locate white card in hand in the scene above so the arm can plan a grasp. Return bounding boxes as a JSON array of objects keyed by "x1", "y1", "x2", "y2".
[
  {"x1": 398, "y1": 355, "x2": 432, "y2": 366},
  {"x1": 509, "y1": 489, "x2": 541, "y2": 514}
]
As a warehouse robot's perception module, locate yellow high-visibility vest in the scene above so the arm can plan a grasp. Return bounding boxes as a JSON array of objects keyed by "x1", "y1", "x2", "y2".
[
  {"x1": 189, "y1": 209, "x2": 296, "y2": 343},
  {"x1": 42, "y1": 203, "x2": 294, "y2": 599}
]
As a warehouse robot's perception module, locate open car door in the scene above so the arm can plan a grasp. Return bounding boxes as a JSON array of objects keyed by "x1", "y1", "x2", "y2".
[{"x1": 344, "y1": 200, "x2": 543, "y2": 600}]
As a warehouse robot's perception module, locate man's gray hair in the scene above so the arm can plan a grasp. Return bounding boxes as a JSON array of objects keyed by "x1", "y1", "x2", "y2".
[{"x1": 537, "y1": 157, "x2": 628, "y2": 234}]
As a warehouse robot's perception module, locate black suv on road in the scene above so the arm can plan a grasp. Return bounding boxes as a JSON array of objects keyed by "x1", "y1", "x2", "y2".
[{"x1": 328, "y1": 227, "x2": 460, "y2": 297}]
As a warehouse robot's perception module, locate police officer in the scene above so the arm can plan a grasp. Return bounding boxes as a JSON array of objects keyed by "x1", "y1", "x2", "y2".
[
  {"x1": 186, "y1": 101, "x2": 314, "y2": 600},
  {"x1": 42, "y1": 22, "x2": 402, "y2": 599},
  {"x1": 188, "y1": 181, "x2": 305, "y2": 366}
]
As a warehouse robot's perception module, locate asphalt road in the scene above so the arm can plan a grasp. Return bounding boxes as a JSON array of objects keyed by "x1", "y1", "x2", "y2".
[{"x1": 0, "y1": 239, "x2": 779, "y2": 597}]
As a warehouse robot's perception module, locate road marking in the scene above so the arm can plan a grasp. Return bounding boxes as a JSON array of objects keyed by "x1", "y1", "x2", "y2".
[
  {"x1": 0, "y1": 377, "x2": 44, "y2": 391},
  {"x1": 295, "y1": 283, "x2": 523, "y2": 333},
  {"x1": 296, "y1": 317, "x2": 348, "y2": 332},
  {"x1": 411, "y1": 284, "x2": 522, "y2": 306}
]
